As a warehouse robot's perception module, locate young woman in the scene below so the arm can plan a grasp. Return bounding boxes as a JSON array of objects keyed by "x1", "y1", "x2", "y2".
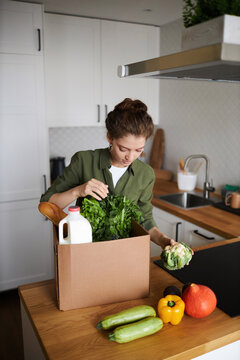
[{"x1": 41, "y1": 98, "x2": 174, "y2": 249}]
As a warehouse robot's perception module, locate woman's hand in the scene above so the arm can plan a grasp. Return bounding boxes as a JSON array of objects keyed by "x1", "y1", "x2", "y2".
[
  {"x1": 163, "y1": 239, "x2": 194, "y2": 265},
  {"x1": 76, "y1": 178, "x2": 109, "y2": 201},
  {"x1": 161, "y1": 236, "x2": 176, "y2": 249},
  {"x1": 49, "y1": 178, "x2": 109, "y2": 209},
  {"x1": 149, "y1": 227, "x2": 174, "y2": 250}
]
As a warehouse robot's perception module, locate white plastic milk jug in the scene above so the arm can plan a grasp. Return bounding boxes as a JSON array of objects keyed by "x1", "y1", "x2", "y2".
[{"x1": 59, "y1": 206, "x2": 92, "y2": 244}]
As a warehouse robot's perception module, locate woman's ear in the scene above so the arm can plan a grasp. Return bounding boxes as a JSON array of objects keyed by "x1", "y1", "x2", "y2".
[{"x1": 106, "y1": 132, "x2": 112, "y2": 144}]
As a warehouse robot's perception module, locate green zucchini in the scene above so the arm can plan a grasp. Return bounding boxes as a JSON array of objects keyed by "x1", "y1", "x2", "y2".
[
  {"x1": 109, "y1": 316, "x2": 163, "y2": 343},
  {"x1": 97, "y1": 305, "x2": 156, "y2": 330}
]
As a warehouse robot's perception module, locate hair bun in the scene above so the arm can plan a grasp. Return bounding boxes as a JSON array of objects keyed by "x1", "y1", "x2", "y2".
[
  {"x1": 106, "y1": 97, "x2": 154, "y2": 140},
  {"x1": 114, "y1": 98, "x2": 147, "y2": 113}
]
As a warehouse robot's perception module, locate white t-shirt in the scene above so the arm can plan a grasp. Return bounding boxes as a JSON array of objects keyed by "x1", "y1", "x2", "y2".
[{"x1": 109, "y1": 165, "x2": 128, "y2": 187}]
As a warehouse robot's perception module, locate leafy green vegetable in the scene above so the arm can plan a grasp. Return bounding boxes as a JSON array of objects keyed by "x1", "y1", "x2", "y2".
[
  {"x1": 183, "y1": 0, "x2": 240, "y2": 28},
  {"x1": 81, "y1": 195, "x2": 144, "y2": 242},
  {"x1": 161, "y1": 242, "x2": 192, "y2": 270}
]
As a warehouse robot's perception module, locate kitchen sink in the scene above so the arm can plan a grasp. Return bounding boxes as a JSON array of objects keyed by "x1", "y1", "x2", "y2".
[{"x1": 155, "y1": 192, "x2": 216, "y2": 209}]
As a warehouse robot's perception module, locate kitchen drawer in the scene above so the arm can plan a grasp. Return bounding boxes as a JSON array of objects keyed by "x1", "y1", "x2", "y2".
[
  {"x1": 184, "y1": 221, "x2": 225, "y2": 248},
  {"x1": 152, "y1": 207, "x2": 226, "y2": 254},
  {"x1": 153, "y1": 206, "x2": 184, "y2": 241}
]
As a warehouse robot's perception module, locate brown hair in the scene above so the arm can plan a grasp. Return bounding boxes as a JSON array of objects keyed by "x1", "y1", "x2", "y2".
[{"x1": 105, "y1": 98, "x2": 154, "y2": 140}]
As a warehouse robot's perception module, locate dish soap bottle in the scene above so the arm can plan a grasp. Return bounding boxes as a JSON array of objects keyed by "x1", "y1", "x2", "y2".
[{"x1": 59, "y1": 206, "x2": 92, "y2": 244}]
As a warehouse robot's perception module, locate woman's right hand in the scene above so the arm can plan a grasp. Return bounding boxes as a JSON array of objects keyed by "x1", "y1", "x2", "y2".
[
  {"x1": 49, "y1": 178, "x2": 109, "y2": 209},
  {"x1": 76, "y1": 178, "x2": 109, "y2": 201}
]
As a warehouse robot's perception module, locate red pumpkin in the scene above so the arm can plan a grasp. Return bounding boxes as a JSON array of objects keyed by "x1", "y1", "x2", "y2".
[{"x1": 182, "y1": 283, "x2": 217, "y2": 318}]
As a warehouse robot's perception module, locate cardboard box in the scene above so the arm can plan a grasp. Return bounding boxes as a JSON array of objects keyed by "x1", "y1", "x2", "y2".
[{"x1": 53, "y1": 220, "x2": 150, "y2": 311}]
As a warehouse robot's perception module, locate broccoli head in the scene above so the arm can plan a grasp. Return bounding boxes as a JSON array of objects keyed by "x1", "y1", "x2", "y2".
[{"x1": 161, "y1": 242, "x2": 192, "y2": 270}]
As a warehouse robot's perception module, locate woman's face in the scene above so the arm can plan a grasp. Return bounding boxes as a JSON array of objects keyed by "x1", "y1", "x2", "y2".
[{"x1": 108, "y1": 134, "x2": 146, "y2": 168}]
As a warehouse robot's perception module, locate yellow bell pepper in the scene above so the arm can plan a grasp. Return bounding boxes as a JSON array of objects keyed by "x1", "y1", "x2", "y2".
[{"x1": 157, "y1": 295, "x2": 185, "y2": 325}]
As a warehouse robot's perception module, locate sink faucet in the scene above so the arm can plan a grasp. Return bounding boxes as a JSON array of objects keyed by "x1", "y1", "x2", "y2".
[{"x1": 184, "y1": 154, "x2": 215, "y2": 199}]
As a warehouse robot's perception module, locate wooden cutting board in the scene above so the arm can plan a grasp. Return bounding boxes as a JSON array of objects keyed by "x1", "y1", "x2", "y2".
[
  {"x1": 150, "y1": 128, "x2": 165, "y2": 169},
  {"x1": 150, "y1": 129, "x2": 172, "y2": 181}
]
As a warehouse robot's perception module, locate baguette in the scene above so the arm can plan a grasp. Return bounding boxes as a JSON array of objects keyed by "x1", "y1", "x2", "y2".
[{"x1": 38, "y1": 202, "x2": 67, "y2": 226}]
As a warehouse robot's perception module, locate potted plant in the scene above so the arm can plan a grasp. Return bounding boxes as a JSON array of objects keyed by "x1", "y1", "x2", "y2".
[
  {"x1": 181, "y1": 0, "x2": 240, "y2": 50},
  {"x1": 183, "y1": 0, "x2": 240, "y2": 28}
]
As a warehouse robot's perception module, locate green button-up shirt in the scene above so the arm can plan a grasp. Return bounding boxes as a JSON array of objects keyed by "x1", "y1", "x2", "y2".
[{"x1": 41, "y1": 148, "x2": 156, "y2": 230}]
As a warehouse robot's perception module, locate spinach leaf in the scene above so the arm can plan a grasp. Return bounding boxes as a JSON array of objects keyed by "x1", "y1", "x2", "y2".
[{"x1": 81, "y1": 195, "x2": 144, "y2": 242}]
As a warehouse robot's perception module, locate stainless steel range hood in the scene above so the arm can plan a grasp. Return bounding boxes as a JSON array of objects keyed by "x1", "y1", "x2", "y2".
[{"x1": 118, "y1": 43, "x2": 240, "y2": 82}]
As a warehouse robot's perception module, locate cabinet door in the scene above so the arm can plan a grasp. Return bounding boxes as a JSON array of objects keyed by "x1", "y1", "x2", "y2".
[
  {"x1": 153, "y1": 207, "x2": 184, "y2": 241},
  {"x1": 152, "y1": 207, "x2": 226, "y2": 253},
  {"x1": 44, "y1": 14, "x2": 101, "y2": 127},
  {"x1": 0, "y1": 0, "x2": 43, "y2": 55},
  {"x1": 152, "y1": 207, "x2": 184, "y2": 256},
  {"x1": 194, "y1": 340, "x2": 240, "y2": 360},
  {"x1": 0, "y1": 199, "x2": 54, "y2": 291},
  {"x1": 101, "y1": 20, "x2": 160, "y2": 124},
  {"x1": 0, "y1": 53, "x2": 49, "y2": 202},
  {"x1": 184, "y1": 221, "x2": 225, "y2": 248}
]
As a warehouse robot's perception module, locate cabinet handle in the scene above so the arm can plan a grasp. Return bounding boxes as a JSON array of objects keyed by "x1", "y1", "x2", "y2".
[
  {"x1": 105, "y1": 104, "x2": 108, "y2": 118},
  {"x1": 43, "y1": 174, "x2": 47, "y2": 192},
  {"x1": 175, "y1": 222, "x2": 182, "y2": 242},
  {"x1": 97, "y1": 104, "x2": 100, "y2": 122},
  {"x1": 193, "y1": 230, "x2": 215, "y2": 240},
  {"x1": 43, "y1": 175, "x2": 48, "y2": 221},
  {"x1": 37, "y1": 29, "x2": 41, "y2": 51}
]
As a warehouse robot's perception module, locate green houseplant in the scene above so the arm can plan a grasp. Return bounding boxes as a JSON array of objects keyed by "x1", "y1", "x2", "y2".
[
  {"x1": 181, "y1": 0, "x2": 240, "y2": 50},
  {"x1": 183, "y1": 0, "x2": 240, "y2": 28}
]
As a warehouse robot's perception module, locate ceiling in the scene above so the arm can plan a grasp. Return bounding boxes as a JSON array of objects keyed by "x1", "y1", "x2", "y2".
[{"x1": 17, "y1": 0, "x2": 184, "y2": 26}]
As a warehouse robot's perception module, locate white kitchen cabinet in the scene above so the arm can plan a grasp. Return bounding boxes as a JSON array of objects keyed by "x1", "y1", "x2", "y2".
[
  {"x1": 151, "y1": 206, "x2": 184, "y2": 256},
  {"x1": 0, "y1": 0, "x2": 43, "y2": 55},
  {"x1": 184, "y1": 221, "x2": 225, "y2": 248},
  {"x1": 101, "y1": 20, "x2": 159, "y2": 124},
  {"x1": 0, "y1": 53, "x2": 48, "y2": 202},
  {"x1": 0, "y1": 200, "x2": 54, "y2": 291},
  {"x1": 152, "y1": 206, "x2": 225, "y2": 256},
  {"x1": 44, "y1": 14, "x2": 102, "y2": 127},
  {"x1": 193, "y1": 340, "x2": 240, "y2": 360},
  {"x1": 44, "y1": 14, "x2": 160, "y2": 127},
  {"x1": 0, "y1": 1, "x2": 53, "y2": 290},
  {"x1": 153, "y1": 206, "x2": 185, "y2": 241}
]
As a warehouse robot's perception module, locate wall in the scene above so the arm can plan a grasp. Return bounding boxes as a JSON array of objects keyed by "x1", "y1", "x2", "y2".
[
  {"x1": 49, "y1": 127, "x2": 108, "y2": 166},
  {"x1": 49, "y1": 126, "x2": 153, "y2": 167},
  {"x1": 159, "y1": 19, "x2": 240, "y2": 194}
]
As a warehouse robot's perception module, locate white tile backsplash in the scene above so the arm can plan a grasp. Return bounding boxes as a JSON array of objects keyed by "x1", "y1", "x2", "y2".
[
  {"x1": 49, "y1": 126, "x2": 153, "y2": 166},
  {"x1": 49, "y1": 127, "x2": 108, "y2": 166}
]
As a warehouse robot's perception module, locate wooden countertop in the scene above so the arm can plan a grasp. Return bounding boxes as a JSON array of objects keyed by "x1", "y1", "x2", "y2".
[
  {"x1": 19, "y1": 253, "x2": 240, "y2": 360},
  {"x1": 152, "y1": 179, "x2": 240, "y2": 239}
]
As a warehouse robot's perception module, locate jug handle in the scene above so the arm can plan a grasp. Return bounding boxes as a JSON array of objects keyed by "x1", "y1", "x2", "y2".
[{"x1": 59, "y1": 218, "x2": 69, "y2": 244}]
